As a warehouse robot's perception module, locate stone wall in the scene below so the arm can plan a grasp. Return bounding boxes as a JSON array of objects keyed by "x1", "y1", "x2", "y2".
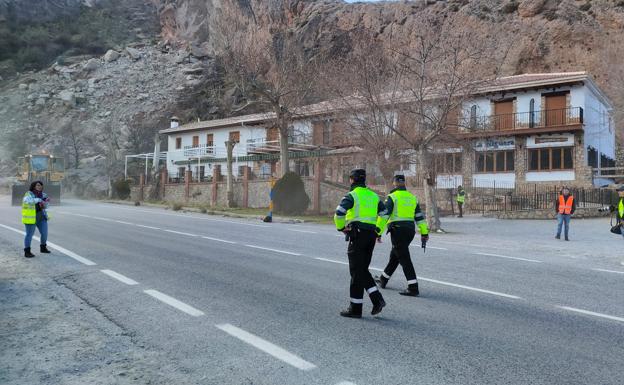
[{"x1": 492, "y1": 207, "x2": 610, "y2": 220}]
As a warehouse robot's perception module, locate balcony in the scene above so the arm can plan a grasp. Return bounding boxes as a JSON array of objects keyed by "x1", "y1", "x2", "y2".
[
  {"x1": 183, "y1": 144, "x2": 215, "y2": 157},
  {"x1": 460, "y1": 107, "x2": 584, "y2": 138}
]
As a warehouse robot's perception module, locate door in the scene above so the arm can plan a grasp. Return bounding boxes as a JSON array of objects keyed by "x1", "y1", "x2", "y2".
[
  {"x1": 192, "y1": 135, "x2": 199, "y2": 147},
  {"x1": 545, "y1": 94, "x2": 567, "y2": 126},
  {"x1": 494, "y1": 100, "x2": 514, "y2": 130},
  {"x1": 267, "y1": 127, "x2": 279, "y2": 142}
]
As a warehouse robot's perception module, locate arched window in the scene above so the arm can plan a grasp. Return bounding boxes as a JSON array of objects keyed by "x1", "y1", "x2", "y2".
[{"x1": 529, "y1": 98, "x2": 535, "y2": 128}]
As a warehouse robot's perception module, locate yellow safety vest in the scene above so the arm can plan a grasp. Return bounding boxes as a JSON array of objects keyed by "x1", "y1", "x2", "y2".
[
  {"x1": 22, "y1": 192, "x2": 37, "y2": 225},
  {"x1": 345, "y1": 187, "x2": 379, "y2": 226},
  {"x1": 457, "y1": 190, "x2": 465, "y2": 204},
  {"x1": 619, "y1": 198, "x2": 623, "y2": 219},
  {"x1": 388, "y1": 190, "x2": 417, "y2": 224}
]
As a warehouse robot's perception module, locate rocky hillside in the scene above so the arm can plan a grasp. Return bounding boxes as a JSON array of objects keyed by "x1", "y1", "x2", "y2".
[{"x1": 2, "y1": 0, "x2": 624, "y2": 195}]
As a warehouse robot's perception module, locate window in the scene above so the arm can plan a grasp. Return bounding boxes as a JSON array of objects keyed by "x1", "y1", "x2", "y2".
[
  {"x1": 229, "y1": 131, "x2": 240, "y2": 143},
  {"x1": 322, "y1": 121, "x2": 331, "y2": 145},
  {"x1": 587, "y1": 146, "x2": 598, "y2": 168},
  {"x1": 527, "y1": 147, "x2": 574, "y2": 171},
  {"x1": 470, "y1": 105, "x2": 477, "y2": 129},
  {"x1": 475, "y1": 150, "x2": 515, "y2": 173},
  {"x1": 207, "y1": 134, "x2": 214, "y2": 154},
  {"x1": 434, "y1": 153, "x2": 462, "y2": 174},
  {"x1": 529, "y1": 98, "x2": 535, "y2": 128},
  {"x1": 175, "y1": 137, "x2": 182, "y2": 149},
  {"x1": 192, "y1": 135, "x2": 199, "y2": 147}
]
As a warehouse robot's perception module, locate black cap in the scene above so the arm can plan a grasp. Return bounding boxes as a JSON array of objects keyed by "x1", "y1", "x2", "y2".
[
  {"x1": 393, "y1": 174, "x2": 406, "y2": 183},
  {"x1": 617, "y1": 185, "x2": 624, "y2": 192},
  {"x1": 349, "y1": 168, "x2": 366, "y2": 181}
]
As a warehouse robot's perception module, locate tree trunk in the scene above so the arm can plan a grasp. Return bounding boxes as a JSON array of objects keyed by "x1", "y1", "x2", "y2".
[
  {"x1": 226, "y1": 140, "x2": 235, "y2": 207},
  {"x1": 418, "y1": 148, "x2": 442, "y2": 232},
  {"x1": 279, "y1": 121, "x2": 290, "y2": 177}
]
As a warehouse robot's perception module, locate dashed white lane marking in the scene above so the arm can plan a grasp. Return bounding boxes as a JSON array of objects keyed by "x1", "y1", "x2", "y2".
[
  {"x1": 287, "y1": 229, "x2": 318, "y2": 234},
  {"x1": 135, "y1": 224, "x2": 160, "y2": 230},
  {"x1": 314, "y1": 257, "x2": 520, "y2": 299},
  {"x1": 114, "y1": 220, "x2": 133, "y2": 225},
  {"x1": 0, "y1": 224, "x2": 97, "y2": 266},
  {"x1": 163, "y1": 229, "x2": 198, "y2": 237},
  {"x1": 418, "y1": 278, "x2": 521, "y2": 299},
  {"x1": 423, "y1": 246, "x2": 448, "y2": 251},
  {"x1": 556, "y1": 306, "x2": 624, "y2": 323},
  {"x1": 475, "y1": 252, "x2": 542, "y2": 263},
  {"x1": 143, "y1": 289, "x2": 205, "y2": 317},
  {"x1": 245, "y1": 244, "x2": 302, "y2": 256},
  {"x1": 202, "y1": 236, "x2": 237, "y2": 244},
  {"x1": 216, "y1": 323, "x2": 317, "y2": 371},
  {"x1": 101, "y1": 269, "x2": 139, "y2": 285},
  {"x1": 335, "y1": 382, "x2": 357, "y2": 385},
  {"x1": 591, "y1": 268, "x2": 624, "y2": 275}
]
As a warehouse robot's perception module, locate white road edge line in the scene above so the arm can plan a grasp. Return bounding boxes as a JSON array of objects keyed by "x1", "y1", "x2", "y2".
[
  {"x1": 101, "y1": 269, "x2": 139, "y2": 285},
  {"x1": 216, "y1": 323, "x2": 317, "y2": 371},
  {"x1": 335, "y1": 382, "x2": 357, "y2": 385},
  {"x1": 419, "y1": 277, "x2": 521, "y2": 299},
  {"x1": 0, "y1": 224, "x2": 97, "y2": 266},
  {"x1": 244, "y1": 244, "x2": 301, "y2": 256},
  {"x1": 163, "y1": 229, "x2": 198, "y2": 237},
  {"x1": 427, "y1": 246, "x2": 448, "y2": 250},
  {"x1": 475, "y1": 252, "x2": 542, "y2": 263},
  {"x1": 556, "y1": 306, "x2": 624, "y2": 323},
  {"x1": 135, "y1": 224, "x2": 161, "y2": 230},
  {"x1": 114, "y1": 220, "x2": 133, "y2": 225},
  {"x1": 202, "y1": 236, "x2": 237, "y2": 244},
  {"x1": 287, "y1": 229, "x2": 318, "y2": 234},
  {"x1": 143, "y1": 289, "x2": 205, "y2": 317},
  {"x1": 315, "y1": 257, "x2": 348, "y2": 266},
  {"x1": 591, "y1": 268, "x2": 624, "y2": 275}
]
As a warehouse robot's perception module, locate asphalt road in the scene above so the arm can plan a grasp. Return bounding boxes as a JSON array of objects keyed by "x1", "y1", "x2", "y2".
[{"x1": 1, "y1": 197, "x2": 623, "y2": 385}]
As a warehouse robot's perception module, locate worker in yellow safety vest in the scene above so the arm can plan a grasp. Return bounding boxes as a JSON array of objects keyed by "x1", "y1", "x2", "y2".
[
  {"x1": 456, "y1": 185, "x2": 466, "y2": 218},
  {"x1": 22, "y1": 181, "x2": 51, "y2": 258},
  {"x1": 334, "y1": 169, "x2": 388, "y2": 318},
  {"x1": 375, "y1": 174, "x2": 429, "y2": 297},
  {"x1": 615, "y1": 185, "x2": 624, "y2": 240}
]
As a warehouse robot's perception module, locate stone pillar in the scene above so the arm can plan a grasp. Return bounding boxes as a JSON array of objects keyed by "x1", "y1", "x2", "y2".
[
  {"x1": 313, "y1": 159, "x2": 322, "y2": 214},
  {"x1": 185, "y1": 170, "x2": 192, "y2": 200},
  {"x1": 139, "y1": 174, "x2": 145, "y2": 201},
  {"x1": 160, "y1": 168, "x2": 168, "y2": 198},
  {"x1": 242, "y1": 166, "x2": 251, "y2": 208},
  {"x1": 515, "y1": 137, "x2": 527, "y2": 186},
  {"x1": 574, "y1": 133, "x2": 592, "y2": 187},
  {"x1": 212, "y1": 165, "x2": 221, "y2": 207}
]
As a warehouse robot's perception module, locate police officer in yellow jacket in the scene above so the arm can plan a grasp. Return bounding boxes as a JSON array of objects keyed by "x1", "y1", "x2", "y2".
[
  {"x1": 375, "y1": 174, "x2": 429, "y2": 296},
  {"x1": 334, "y1": 169, "x2": 388, "y2": 318}
]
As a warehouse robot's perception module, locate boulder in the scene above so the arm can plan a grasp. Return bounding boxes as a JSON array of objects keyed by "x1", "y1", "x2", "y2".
[
  {"x1": 104, "y1": 50, "x2": 121, "y2": 62},
  {"x1": 125, "y1": 47, "x2": 142, "y2": 61},
  {"x1": 518, "y1": 0, "x2": 546, "y2": 18},
  {"x1": 58, "y1": 90, "x2": 76, "y2": 106},
  {"x1": 83, "y1": 58, "x2": 100, "y2": 72}
]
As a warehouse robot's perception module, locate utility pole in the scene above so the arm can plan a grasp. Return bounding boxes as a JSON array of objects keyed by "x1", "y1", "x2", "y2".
[{"x1": 226, "y1": 140, "x2": 235, "y2": 207}]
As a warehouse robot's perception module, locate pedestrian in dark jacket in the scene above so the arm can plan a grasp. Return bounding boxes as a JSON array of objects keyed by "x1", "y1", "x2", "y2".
[{"x1": 22, "y1": 181, "x2": 51, "y2": 258}]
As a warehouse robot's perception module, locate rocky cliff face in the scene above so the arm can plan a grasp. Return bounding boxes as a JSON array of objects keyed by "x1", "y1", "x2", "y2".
[
  {"x1": 2, "y1": 0, "x2": 624, "y2": 193},
  {"x1": 0, "y1": 0, "x2": 103, "y2": 21}
]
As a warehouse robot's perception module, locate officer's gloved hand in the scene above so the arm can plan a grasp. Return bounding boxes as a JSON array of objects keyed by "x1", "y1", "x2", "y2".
[
  {"x1": 421, "y1": 234, "x2": 429, "y2": 243},
  {"x1": 609, "y1": 205, "x2": 616, "y2": 213},
  {"x1": 337, "y1": 227, "x2": 345, "y2": 232}
]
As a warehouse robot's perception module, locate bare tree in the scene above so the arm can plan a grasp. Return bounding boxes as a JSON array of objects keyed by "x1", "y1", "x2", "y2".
[
  {"x1": 214, "y1": 4, "x2": 322, "y2": 177},
  {"x1": 323, "y1": 33, "x2": 408, "y2": 191}
]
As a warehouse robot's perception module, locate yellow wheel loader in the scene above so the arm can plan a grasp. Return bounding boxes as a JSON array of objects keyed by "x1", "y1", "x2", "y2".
[{"x1": 11, "y1": 154, "x2": 64, "y2": 206}]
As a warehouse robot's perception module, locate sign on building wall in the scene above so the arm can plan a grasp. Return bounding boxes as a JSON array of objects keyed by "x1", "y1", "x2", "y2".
[
  {"x1": 474, "y1": 137, "x2": 515, "y2": 151},
  {"x1": 527, "y1": 134, "x2": 574, "y2": 148}
]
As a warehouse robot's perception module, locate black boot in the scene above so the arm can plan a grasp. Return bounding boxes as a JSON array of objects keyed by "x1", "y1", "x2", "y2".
[
  {"x1": 340, "y1": 303, "x2": 362, "y2": 319},
  {"x1": 369, "y1": 291, "x2": 386, "y2": 315},
  {"x1": 40, "y1": 244, "x2": 51, "y2": 253},
  {"x1": 24, "y1": 248, "x2": 35, "y2": 258},
  {"x1": 399, "y1": 283, "x2": 420, "y2": 297},
  {"x1": 374, "y1": 274, "x2": 389, "y2": 289}
]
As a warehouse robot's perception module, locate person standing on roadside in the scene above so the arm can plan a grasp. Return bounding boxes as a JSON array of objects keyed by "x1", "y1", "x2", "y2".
[
  {"x1": 456, "y1": 185, "x2": 466, "y2": 218},
  {"x1": 555, "y1": 186, "x2": 575, "y2": 241},
  {"x1": 615, "y1": 185, "x2": 624, "y2": 240},
  {"x1": 22, "y1": 181, "x2": 51, "y2": 258}
]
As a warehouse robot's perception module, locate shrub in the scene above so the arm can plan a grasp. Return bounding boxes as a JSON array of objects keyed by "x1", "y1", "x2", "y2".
[
  {"x1": 112, "y1": 178, "x2": 131, "y2": 200},
  {"x1": 171, "y1": 203, "x2": 183, "y2": 211},
  {"x1": 199, "y1": 205, "x2": 208, "y2": 213},
  {"x1": 272, "y1": 172, "x2": 310, "y2": 215},
  {"x1": 579, "y1": 2, "x2": 591, "y2": 11}
]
